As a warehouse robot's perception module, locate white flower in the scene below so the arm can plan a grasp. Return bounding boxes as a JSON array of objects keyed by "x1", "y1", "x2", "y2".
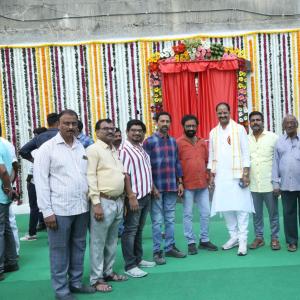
[{"x1": 202, "y1": 41, "x2": 211, "y2": 49}]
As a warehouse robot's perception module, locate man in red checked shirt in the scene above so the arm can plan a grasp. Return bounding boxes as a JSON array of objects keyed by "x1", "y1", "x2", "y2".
[{"x1": 177, "y1": 115, "x2": 218, "y2": 255}]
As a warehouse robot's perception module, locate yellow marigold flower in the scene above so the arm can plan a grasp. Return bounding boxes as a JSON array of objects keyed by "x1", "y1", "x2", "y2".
[{"x1": 155, "y1": 52, "x2": 161, "y2": 59}]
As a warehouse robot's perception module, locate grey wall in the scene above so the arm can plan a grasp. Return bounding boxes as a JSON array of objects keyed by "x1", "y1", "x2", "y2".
[{"x1": 0, "y1": 0, "x2": 300, "y2": 44}]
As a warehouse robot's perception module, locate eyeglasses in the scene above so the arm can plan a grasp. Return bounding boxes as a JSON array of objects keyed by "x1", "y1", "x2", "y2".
[
  {"x1": 129, "y1": 129, "x2": 144, "y2": 133},
  {"x1": 100, "y1": 127, "x2": 116, "y2": 132}
]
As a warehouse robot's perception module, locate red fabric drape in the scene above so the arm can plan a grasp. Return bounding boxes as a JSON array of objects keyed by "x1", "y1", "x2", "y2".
[
  {"x1": 162, "y1": 71, "x2": 197, "y2": 137},
  {"x1": 197, "y1": 69, "x2": 238, "y2": 139},
  {"x1": 160, "y1": 59, "x2": 239, "y2": 138}
]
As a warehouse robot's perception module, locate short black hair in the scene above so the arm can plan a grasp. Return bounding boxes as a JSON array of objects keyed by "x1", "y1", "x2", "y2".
[
  {"x1": 78, "y1": 120, "x2": 83, "y2": 132},
  {"x1": 216, "y1": 102, "x2": 230, "y2": 112},
  {"x1": 115, "y1": 127, "x2": 121, "y2": 134},
  {"x1": 126, "y1": 119, "x2": 147, "y2": 133},
  {"x1": 47, "y1": 113, "x2": 59, "y2": 126},
  {"x1": 33, "y1": 127, "x2": 47, "y2": 135},
  {"x1": 249, "y1": 111, "x2": 264, "y2": 122},
  {"x1": 181, "y1": 114, "x2": 199, "y2": 126},
  {"x1": 58, "y1": 110, "x2": 78, "y2": 121},
  {"x1": 95, "y1": 118, "x2": 113, "y2": 130},
  {"x1": 155, "y1": 111, "x2": 172, "y2": 122}
]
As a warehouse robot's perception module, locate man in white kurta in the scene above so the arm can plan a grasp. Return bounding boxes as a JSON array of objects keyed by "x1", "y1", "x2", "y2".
[{"x1": 208, "y1": 103, "x2": 254, "y2": 256}]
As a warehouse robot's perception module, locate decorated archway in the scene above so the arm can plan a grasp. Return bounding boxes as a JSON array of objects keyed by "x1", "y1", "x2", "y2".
[{"x1": 148, "y1": 39, "x2": 249, "y2": 138}]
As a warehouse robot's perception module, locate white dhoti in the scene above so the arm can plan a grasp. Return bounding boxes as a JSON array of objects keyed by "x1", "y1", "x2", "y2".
[{"x1": 209, "y1": 121, "x2": 254, "y2": 243}]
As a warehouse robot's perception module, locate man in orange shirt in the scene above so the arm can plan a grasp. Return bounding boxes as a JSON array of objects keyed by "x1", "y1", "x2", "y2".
[{"x1": 177, "y1": 115, "x2": 218, "y2": 255}]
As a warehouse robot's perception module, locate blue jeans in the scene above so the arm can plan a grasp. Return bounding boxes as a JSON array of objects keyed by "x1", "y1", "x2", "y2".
[
  {"x1": 183, "y1": 188, "x2": 210, "y2": 244},
  {"x1": 150, "y1": 192, "x2": 177, "y2": 253}
]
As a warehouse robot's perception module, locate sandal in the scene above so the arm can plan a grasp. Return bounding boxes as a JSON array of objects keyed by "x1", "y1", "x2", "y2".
[
  {"x1": 93, "y1": 280, "x2": 112, "y2": 293},
  {"x1": 104, "y1": 272, "x2": 128, "y2": 282}
]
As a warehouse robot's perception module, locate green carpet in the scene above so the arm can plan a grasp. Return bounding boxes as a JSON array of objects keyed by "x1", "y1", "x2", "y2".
[{"x1": 2, "y1": 204, "x2": 300, "y2": 300}]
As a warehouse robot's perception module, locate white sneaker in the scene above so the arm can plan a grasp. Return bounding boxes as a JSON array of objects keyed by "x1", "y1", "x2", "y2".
[
  {"x1": 125, "y1": 267, "x2": 148, "y2": 278},
  {"x1": 237, "y1": 241, "x2": 247, "y2": 256},
  {"x1": 20, "y1": 234, "x2": 37, "y2": 241},
  {"x1": 138, "y1": 260, "x2": 156, "y2": 268},
  {"x1": 222, "y1": 237, "x2": 239, "y2": 250}
]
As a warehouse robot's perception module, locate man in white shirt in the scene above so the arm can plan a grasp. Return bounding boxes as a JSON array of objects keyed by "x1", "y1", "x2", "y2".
[
  {"x1": 34, "y1": 110, "x2": 95, "y2": 300},
  {"x1": 208, "y1": 102, "x2": 254, "y2": 256}
]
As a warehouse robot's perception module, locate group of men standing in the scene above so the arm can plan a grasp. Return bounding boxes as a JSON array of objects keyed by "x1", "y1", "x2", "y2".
[{"x1": 1, "y1": 102, "x2": 300, "y2": 300}]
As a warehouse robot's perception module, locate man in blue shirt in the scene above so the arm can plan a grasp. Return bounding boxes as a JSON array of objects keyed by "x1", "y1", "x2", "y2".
[
  {"x1": 0, "y1": 139, "x2": 19, "y2": 281},
  {"x1": 76, "y1": 120, "x2": 94, "y2": 148},
  {"x1": 19, "y1": 113, "x2": 59, "y2": 162},
  {"x1": 144, "y1": 112, "x2": 186, "y2": 265},
  {"x1": 272, "y1": 114, "x2": 300, "y2": 252}
]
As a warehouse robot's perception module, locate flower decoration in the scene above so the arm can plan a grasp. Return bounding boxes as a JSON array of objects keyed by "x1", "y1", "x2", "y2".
[
  {"x1": 160, "y1": 47, "x2": 174, "y2": 59},
  {"x1": 237, "y1": 70, "x2": 248, "y2": 126},
  {"x1": 173, "y1": 42, "x2": 186, "y2": 55},
  {"x1": 148, "y1": 39, "x2": 248, "y2": 128}
]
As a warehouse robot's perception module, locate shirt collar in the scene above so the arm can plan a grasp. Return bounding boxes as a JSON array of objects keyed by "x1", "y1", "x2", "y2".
[
  {"x1": 249, "y1": 129, "x2": 267, "y2": 138},
  {"x1": 284, "y1": 133, "x2": 300, "y2": 140},
  {"x1": 124, "y1": 139, "x2": 142, "y2": 149},
  {"x1": 96, "y1": 139, "x2": 115, "y2": 151},
  {"x1": 154, "y1": 131, "x2": 169, "y2": 139},
  {"x1": 179, "y1": 134, "x2": 200, "y2": 144},
  {"x1": 55, "y1": 132, "x2": 79, "y2": 147}
]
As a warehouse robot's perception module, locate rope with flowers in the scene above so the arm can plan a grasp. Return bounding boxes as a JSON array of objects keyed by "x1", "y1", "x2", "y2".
[{"x1": 147, "y1": 39, "x2": 249, "y2": 127}]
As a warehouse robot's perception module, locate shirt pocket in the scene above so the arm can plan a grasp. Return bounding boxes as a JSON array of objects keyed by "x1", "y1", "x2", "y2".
[{"x1": 293, "y1": 146, "x2": 300, "y2": 160}]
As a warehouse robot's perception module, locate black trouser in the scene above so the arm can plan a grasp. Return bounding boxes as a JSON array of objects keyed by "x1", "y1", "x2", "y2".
[
  {"x1": 121, "y1": 194, "x2": 150, "y2": 271},
  {"x1": 281, "y1": 191, "x2": 300, "y2": 245},
  {"x1": 27, "y1": 182, "x2": 39, "y2": 236}
]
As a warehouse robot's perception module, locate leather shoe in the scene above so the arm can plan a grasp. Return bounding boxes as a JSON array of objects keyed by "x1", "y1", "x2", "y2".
[
  {"x1": 165, "y1": 245, "x2": 186, "y2": 258},
  {"x1": 271, "y1": 239, "x2": 281, "y2": 250},
  {"x1": 188, "y1": 243, "x2": 198, "y2": 255},
  {"x1": 287, "y1": 244, "x2": 297, "y2": 252},
  {"x1": 70, "y1": 285, "x2": 96, "y2": 294},
  {"x1": 249, "y1": 238, "x2": 265, "y2": 249},
  {"x1": 153, "y1": 250, "x2": 166, "y2": 265},
  {"x1": 4, "y1": 263, "x2": 19, "y2": 273},
  {"x1": 199, "y1": 241, "x2": 218, "y2": 251}
]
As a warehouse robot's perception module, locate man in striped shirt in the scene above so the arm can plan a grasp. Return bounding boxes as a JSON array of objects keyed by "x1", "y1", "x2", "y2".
[
  {"x1": 119, "y1": 119, "x2": 155, "y2": 278},
  {"x1": 144, "y1": 112, "x2": 186, "y2": 265}
]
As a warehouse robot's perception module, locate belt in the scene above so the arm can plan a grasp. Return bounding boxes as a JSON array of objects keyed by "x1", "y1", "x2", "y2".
[{"x1": 100, "y1": 192, "x2": 123, "y2": 201}]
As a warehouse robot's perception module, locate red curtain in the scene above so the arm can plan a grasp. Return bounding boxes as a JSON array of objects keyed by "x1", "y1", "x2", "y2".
[
  {"x1": 197, "y1": 69, "x2": 238, "y2": 139},
  {"x1": 160, "y1": 59, "x2": 239, "y2": 139},
  {"x1": 162, "y1": 71, "x2": 197, "y2": 137}
]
